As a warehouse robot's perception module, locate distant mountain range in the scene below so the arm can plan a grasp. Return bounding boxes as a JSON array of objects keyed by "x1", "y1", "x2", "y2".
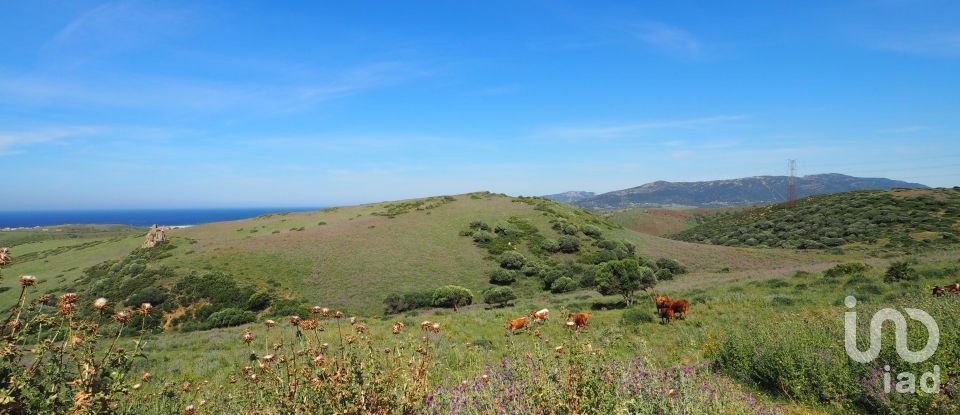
[
  {"x1": 551, "y1": 174, "x2": 928, "y2": 210},
  {"x1": 542, "y1": 191, "x2": 595, "y2": 203}
]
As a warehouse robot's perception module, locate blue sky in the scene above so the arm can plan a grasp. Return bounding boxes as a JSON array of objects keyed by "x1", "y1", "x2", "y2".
[{"x1": 1, "y1": 0, "x2": 958, "y2": 209}]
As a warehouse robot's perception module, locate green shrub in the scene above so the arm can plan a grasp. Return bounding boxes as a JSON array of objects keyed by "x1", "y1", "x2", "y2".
[
  {"x1": 431, "y1": 285, "x2": 473, "y2": 311},
  {"x1": 540, "y1": 239, "x2": 560, "y2": 253},
  {"x1": 655, "y1": 258, "x2": 687, "y2": 275},
  {"x1": 885, "y1": 260, "x2": 919, "y2": 282},
  {"x1": 824, "y1": 262, "x2": 871, "y2": 278},
  {"x1": 550, "y1": 276, "x2": 578, "y2": 293},
  {"x1": 472, "y1": 231, "x2": 493, "y2": 243},
  {"x1": 499, "y1": 251, "x2": 527, "y2": 269},
  {"x1": 621, "y1": 306, "x2": 655, "y2": 325},
  {"x1": 654, "y1": 268, "x2": 674, "y2": 281},
  {"x1": 383, "y1": 290, "x2": 434, "y2": 314},
  {"x1": 246, "y1": 291, "x2": 272, "y2": 311},
  {"x1": 582, "y1": 225, "x2": 603, "y2": 238},
  {"x1": 561, "y1": 224, "x2": 579, "y2": 235},
  {"x1": 205, "y1": 308, "x2": 256, "y2": 329},
  {"x1": 557, "y1": 235, "x2": 580, "y2": 253},
  {"x1": 595, "y1": 260, "x2": 656, "y2": 306},
  {"x1": 490, "y1": 269, "x2": 518, "y2": 285},
  {"x1": 469, "y1": 220, "x2": 491, "y2": 231},
  {"x1": 521, "y1": 262, "x2": 545, "y2": 277},
  {"x1": 482, "y1": 286, "x2": 517, "y2": 307}
]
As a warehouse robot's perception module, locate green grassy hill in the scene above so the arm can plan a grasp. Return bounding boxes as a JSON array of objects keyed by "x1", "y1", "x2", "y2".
[
  {"x1": 0, "y1": 192, "x2": 819, "y2": 316},
  {"x1": 603, "y1": 207, "x2": 737, "y2": 236},
  {"x1": 673, "y1": 187, "x2": 960, "y2": 252}
]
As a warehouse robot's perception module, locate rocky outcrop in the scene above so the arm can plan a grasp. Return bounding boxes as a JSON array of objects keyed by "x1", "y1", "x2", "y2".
[{"x1": 142, "y1": 225, "x2": 167, "y2": 248}]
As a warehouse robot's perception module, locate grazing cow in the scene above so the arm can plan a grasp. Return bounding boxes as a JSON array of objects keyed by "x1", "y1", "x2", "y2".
[
  {"x1": 654, "y1": 295, "x2": 671, "y2": 310},
  {"x1": 420, "y1": 321, "x2": 433, "y2": 331},
  {"x1": 506, "y1": 317, "x2": 530, "y2": 332},
  {"x1": 933, "y1": 283, "x2": 960, "y2": 296},
  {"x1": 568, "y1": 312, "x2": 590, "y2": 329},
  {"x1": 658, "y1": 303, "x2": 675, "y2": 324},
  {"x1": 529, "y1": 308, "x2": 549, "y2": 322},
  {"x1": 671, "y1": 299, "x2": 690, "y2": 320}
]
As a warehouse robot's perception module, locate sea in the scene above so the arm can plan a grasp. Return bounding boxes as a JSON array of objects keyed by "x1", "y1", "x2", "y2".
[{"x1": 0, "y1": 208, "x2": 322, "y2": 229}]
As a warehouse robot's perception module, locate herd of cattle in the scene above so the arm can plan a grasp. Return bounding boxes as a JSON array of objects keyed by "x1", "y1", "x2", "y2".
[{"x1": 503, "y1": 295, "x2": 693, "y2": 333}]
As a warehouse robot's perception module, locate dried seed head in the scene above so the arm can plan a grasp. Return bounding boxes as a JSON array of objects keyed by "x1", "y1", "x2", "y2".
[
  {"x1": 181, "y1": 382, "x2": 191, "y2": 392},
  {"x1": 141, "y1": 372, "x2": 152, "y2": 382},
  {"x1": 37, "y1": 294, "x2": 52, "y2": 304},
  {"x1": 392, "y1": 321, "x2": 404, "y2": 334},
  {"x1": 349, "y1": 316, "x2": 357, "y2": 325},
  {"x1": 138, "y1": 303, "x2": 153, "y2": 315},
  {"x1": 132, "y1": 383, "x2": 142, "y2": 391},
  {"x1": 241, "y1": 331, "x2": 254, "y2": 344},
  {"x1": 57, "y1": 302, "x2": 76, "y2": 316},
  {"x1": 59, "y1": 292, "x2": 79, "y2": 305},
  {"x1": 431, "y1": 323, "x2": 441, "y2": 333},
  {"x1": 354, "y1": 324, "x2": 366, "y2": 333},
  {"x1": 300, "y1": 319, "x2": 317, "y2": 330},
  {"x1": 310, "y1": 306, "x2": 323, "y2": 314},
  {"x1": 333, "y1": 310, "x2": 344, "y2": 318},
  {"x1": 481, "y1": 374, "x2": 490, "y2": 383},
  {"x1": 264, "y1": 319, "x2": 277, "y2": 328},
  {"x1": 311, "y1": 355, "x2": 325, "y2": 367},
  {"x1": 113, "y1": 311, "x2": 131, "y2": 324},
  {"x1": 19, "y1": 275, "x2": 37, "y2": 287},
  {"x1": 262, "y1": 354, "x2": 275, "y2": 363},
  {"x1": 321, "y1": 307, "x2": 330, "y2": 317},
  {"x1": 554, "y1": 346, "x2": 564, "y2": 354},
  {"x1": 287, "y1": 316, "x2": 301, "y2": 326},
  {"x1": 93, "y1": 298, "x2": 110, "y2": 311},
  {"x1": 183, "y1": 404, "x2": 195, "y2": 415},
  {"x1": 320, "y1": 342, "x2": 329, "y2": 350}
]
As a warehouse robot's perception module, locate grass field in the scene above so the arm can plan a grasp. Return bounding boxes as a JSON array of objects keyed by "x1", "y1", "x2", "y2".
[
  {"x1": 3, "y1": 192, "x2": 958, "y2": 413},
  {"x1": 603, "y1": 207, "x2": 738, "y2": 236}
]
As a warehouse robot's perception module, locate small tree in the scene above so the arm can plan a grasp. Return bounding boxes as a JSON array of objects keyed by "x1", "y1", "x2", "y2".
[
  {"x1": 432, "y1": 285, "x2": 473, "y2": 311},
  {"x1": 499, "y1": 251, "x2": 527, "y2": 270},
  {"x1": 595, "y1": 259, "x2": 656, "y2": 306},
  {"x1": 654, "y1": 268, "x2": 674, "y2": 281},
  {"x1": 490, "y1": 269, "x2": 518, "y2": 285},
  {"x1": 550, "y1": 276, "x2": 578, "y2": 294},
  {"x1": 558, "y1": 235, "x2": 580, "y2": 253},
  {"x1": 884, "y1": 261, "x2": 918, "y2": 282},
  {"x1": 655, "y1": 258, "x2": 687, "y2": 275},
  {"x1": 483, "y1": 287, "x2": 516, "y2": 307}
]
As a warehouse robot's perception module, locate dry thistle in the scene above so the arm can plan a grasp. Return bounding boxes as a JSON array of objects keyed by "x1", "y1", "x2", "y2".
[
  {"x1": 333, "y1": 310, "x2": 344, "y2": 318},
  {"x1": 262, "y1": 354, "x2": 275, "y2": 363},
  {"x1": 349, "y1": 316, "x2": 357, "y2": 325},
  {"x1": 264, "y1": 319, "x2": 277, "y2": 328},
  {"x1": 141, "y1": 372, "x2": 152, "y2": 382},
  {"x1": 37, "y1": 294, "x2": 52, "y2": 304},
  {"x1": 93, "y1": 298, "x2": 110, "y2": 311},
  {"x1": 132, "y1": 383, "x2": 142, "y2": 391},
  {"x1": 113, "y1": 311, "x2": 131, "y2": 324},
  {"x1": 310, "y1": 306, "x2": 323, "y2": 314},
  {"x1": 59, "y1": 292, "x2": 79, "y2": 305},
  {"x1": 392, "y1": 321, "x2": 404, "y2": 334},
  {"x1": 242, "y1": 331, "x2": 254, "y2": 344},
  {"x1": 138, "y1": 303, "x2": 153, "y2": 315},
  {"x1": 287, "y1": 315, "x2": 301, "y2": 326},
  {"x1": 354, "y1": 324, "x2": 366, "y2": 334},
  {"x1": 431, "y1": 323, "x2": 441, "y2": 333},
  {"x1": 183, "y1": 404, "x2": 196, "y2": 415},
  {"x1": 57, "y1": 302, "x2": 76, "y2": 317},
  {"x1": 300, "y1": 319, "x2": 318, "y2": 330},
  {"x1": 18, "y1": 275, "x2": 36, "y2": 286}
]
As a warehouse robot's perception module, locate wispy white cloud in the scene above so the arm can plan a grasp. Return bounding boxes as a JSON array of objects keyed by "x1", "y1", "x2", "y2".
[
  {"x1": 629, "y1": 21, "x2": 702, "y2": 58},
  {"x1": 878, "y1": 125, "x2": 929, "y2": 133},
  {"x1": 0, "y1": 61, "x2": 430, "y2": 114},
  {"x1": 875, "y1": 32, "x2": 960, "y2": 57},
  {"x1": 534, "y1": 115, "x2": 749, "y2": 140},
  {"x1": 45, "y1": 0, "x2": 193, "y2": 56},
  {"x1": 0, "y1": 127, "x2": 100, "y2": 156}
]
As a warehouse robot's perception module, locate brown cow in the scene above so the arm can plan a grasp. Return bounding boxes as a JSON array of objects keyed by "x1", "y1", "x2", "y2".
[
  {"x1": 658, "y1": 303, "x2": 675, "y2": 324},
  {"x1": 567, "y1": 313, "x2": 590, "y2": 329},
  {"x1": 933, "y1": 283, "x2": 960, "y2": 296},
  {"x1": 671, "y1": 299, "x2": 689, "y2": 320},
  {"x1": 654, "y1": 295, "x2": 671, "y2": 310},
  {"x1": 506, "y1": 317, "x2": 530, "y2": 332}
]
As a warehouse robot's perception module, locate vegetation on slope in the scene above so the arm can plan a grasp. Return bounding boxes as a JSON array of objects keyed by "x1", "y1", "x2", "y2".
[
  {"x1": 603, "y1": 207, "x2": 735, "y2": 236},
  {"x1": 674, "y1": 188, "x2": 960, "y2": 253}
]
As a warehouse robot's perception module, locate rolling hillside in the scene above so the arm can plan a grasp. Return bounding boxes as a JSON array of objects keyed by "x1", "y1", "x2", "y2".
[
  {"x1": 573, "y1": 173, "x2": 927, "y2": 210},
  {"x1": 603, "y1": 207, "x2": 737, "y2": 237},
  {"x1": 673, "y1": 187, "x2": 960, "y2": 251},
  {"x1": 0, "y1": 192, "x2": 821, "y2": 316}
]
